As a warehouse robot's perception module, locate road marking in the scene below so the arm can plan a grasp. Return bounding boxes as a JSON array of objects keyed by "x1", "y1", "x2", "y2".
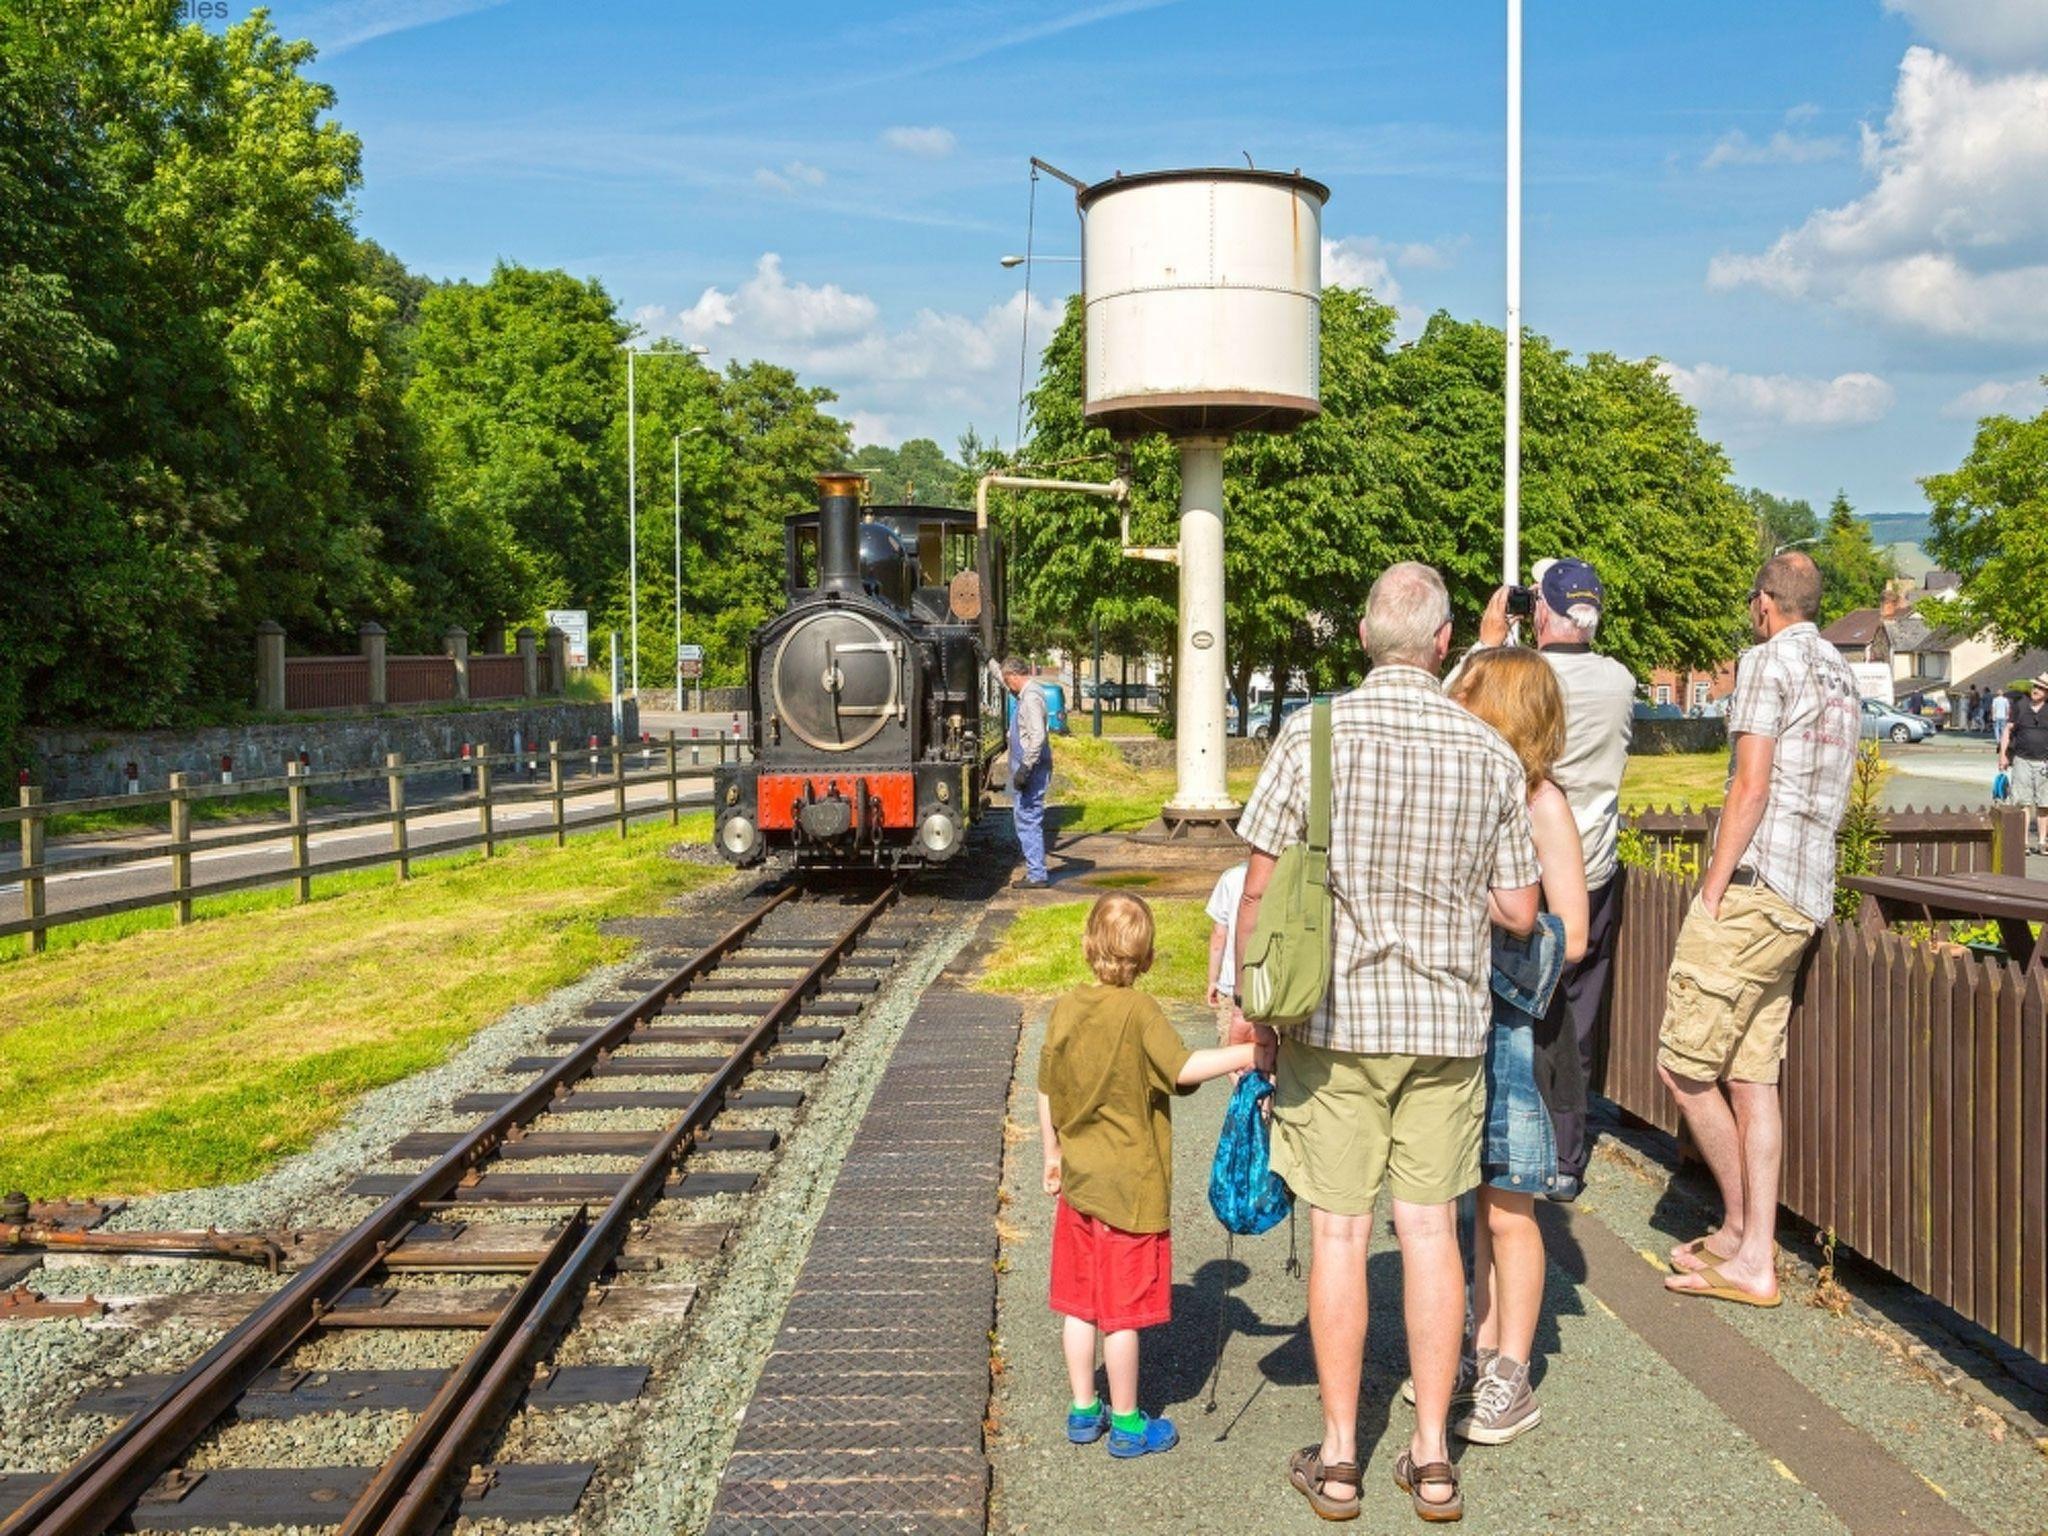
[
  {"x1": 1771, "y1": 1458, "x2": 1801, "y2": 1484},
  {"x1": 1638, "y1": 1248, "x2": 1669, "y2": 1271}
]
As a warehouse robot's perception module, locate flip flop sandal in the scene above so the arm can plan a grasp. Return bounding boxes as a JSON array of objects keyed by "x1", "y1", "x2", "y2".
[
  {"x1": 1288, "y1": 1445, "x2": 1361, "y2": 1523},
  {"x1": 1393, "y1": 1450, "x2": 1463, "y2": 1523},
  {"x1": 1665, "y1": 1259, "x2": 1781, "y2": 1308},
  {"x1": 1669, "y1": 1238, "x2": 1780, "y2": 1273}
]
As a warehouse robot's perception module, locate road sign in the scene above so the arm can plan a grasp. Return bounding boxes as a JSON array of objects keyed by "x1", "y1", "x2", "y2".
[
  {"x1": 678, "y1": 645, "x2": 705, "y2": 661},
  {"x1": 546, "y1": 609, "x2": 589, "y2": 668}
]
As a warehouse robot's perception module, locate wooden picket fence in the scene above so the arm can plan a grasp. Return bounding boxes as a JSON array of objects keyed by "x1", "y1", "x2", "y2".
[
  {"x1": 1602, "y1": 865, "x2": 2047, "y2": 1362},
  {"x1": 1627, "y1": 803, "x2": 2026, "y2": 877},
  {"x1": 4, "y1": 733, "x2": 747, "y2": 954}
]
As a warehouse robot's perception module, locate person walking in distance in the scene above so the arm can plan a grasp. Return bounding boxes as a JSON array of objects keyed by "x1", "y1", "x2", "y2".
[
  {"x1": 1004, "y1": 657, "x2": 1054, "y2": 888},
  {"x1": 1235, "y1": 563, "x2": 1541, "y2": 1524},
  {"x1": 1467, "y1": 557, "x2": 1633, "y2": 1198},
  {"x1": 1659, "y1": 551, "x2": 1857, "y2": 1306},
  {"x1": 2000, "y1": 674, "x2": 2048, "y2": 854},
  {"x1": 1992, "y1": 685, "x2": 2012, "y2": 758}
]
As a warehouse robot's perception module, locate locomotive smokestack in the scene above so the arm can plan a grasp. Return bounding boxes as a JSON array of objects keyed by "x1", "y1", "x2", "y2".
[{"x1": 816, "y1": 472, "x2": 866, "y2": 597}]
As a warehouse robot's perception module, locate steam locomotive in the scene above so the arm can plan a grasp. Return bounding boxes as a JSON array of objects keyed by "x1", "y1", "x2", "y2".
[{"x1": 712, "y1": 473, "x2": 1006, "y2": 868}]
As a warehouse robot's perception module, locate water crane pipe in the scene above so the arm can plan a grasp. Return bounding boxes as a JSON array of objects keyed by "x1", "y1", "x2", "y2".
[{"x1": 972, "y1": 469, "x2": 1130, "y2": 658}]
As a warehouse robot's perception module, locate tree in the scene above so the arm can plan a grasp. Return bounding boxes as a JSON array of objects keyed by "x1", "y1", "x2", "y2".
[
  {"x1": 1810, "y1": 491, "x2": 1893, "y2": 625},
  {"x1": 1741, "y1": 487, "x2": 1818, "y2": 564},
  {"x1": 1920, "y1": 397, "x2": 2048, "y2": 653},
  {"x1": 849, "y1": 438, "x2": 969, "y2": 504}
]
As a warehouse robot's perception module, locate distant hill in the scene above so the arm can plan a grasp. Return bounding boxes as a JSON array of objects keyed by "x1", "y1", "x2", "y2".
[{"x1": 1860, "y1": 512, "x2": 1933, "y2": 546}]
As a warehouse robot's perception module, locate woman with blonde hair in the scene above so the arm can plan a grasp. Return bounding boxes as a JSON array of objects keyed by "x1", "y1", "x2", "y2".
[{"x1": 1433, "y1": 647, "x2": 1589, "y2": 1445}]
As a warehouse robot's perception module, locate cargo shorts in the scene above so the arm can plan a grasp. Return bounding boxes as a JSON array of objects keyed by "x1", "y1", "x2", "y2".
[
  {"x1": 1270, "y1": 1038, "x2": 1482, "y2": 1213},
  {"x1": 2011, "y1": 756, "x2": 2048, "y2": 810},
  {"x1": 1657, "y1": 880, "x2": 1817, "y2": 1086}
]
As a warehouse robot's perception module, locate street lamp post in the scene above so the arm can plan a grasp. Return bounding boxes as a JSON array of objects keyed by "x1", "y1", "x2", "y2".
[
  {"x1": 623, "y1": 342, "x2": 710, "y2": 697},
  {"x1": 1504, "y1": 0, "x2": 1523, "y2": 587},
  {"x1": 673, "y1": 425, "x2": 709, "y2": 710}
]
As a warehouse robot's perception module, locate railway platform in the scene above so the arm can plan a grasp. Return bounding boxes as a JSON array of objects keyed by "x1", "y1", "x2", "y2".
[{"x1": 707, "y1": 879, "x2": 2048, "y2": 1535}]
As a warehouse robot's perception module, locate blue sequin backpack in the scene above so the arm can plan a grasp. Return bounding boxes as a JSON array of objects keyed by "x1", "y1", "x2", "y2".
[{"x1": 1208, "y1": 1073, "x2": 1292, "y2": 1236}]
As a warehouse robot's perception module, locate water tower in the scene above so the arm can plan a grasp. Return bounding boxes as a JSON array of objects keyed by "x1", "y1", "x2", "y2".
[{"x1": 1078, "y1": 167, "x2": 1327, "y2": 835}]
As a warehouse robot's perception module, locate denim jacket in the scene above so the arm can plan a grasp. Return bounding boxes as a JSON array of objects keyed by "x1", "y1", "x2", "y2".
[{"x1": 1483, "y1": 913, "x2": 1567, "y2": 1193}]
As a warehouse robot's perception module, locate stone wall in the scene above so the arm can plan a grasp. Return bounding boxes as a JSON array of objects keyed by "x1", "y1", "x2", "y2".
[
  {"x1": 26, "y1": 701, "x2": 640, "y2": 800},
  {"x1": 1630, "y1": 717, "x2": 1728, "y2": 756},
  {"x1": 1108, "y1": 735, "x2": 1270, "y2": 771}
]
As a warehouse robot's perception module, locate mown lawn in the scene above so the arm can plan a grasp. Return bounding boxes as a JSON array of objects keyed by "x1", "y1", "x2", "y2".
[
  {"x1": 1621, "y1": 750, "x2": 1728, "y2": 811},
  {"x1": 1050, "y1": 735, "x2": 1261, "y2": 836},
  {"x1": 975, "y1": 897, "x2": 1213, "y2": 1000},
  {"x1": 0, "y1": 817, "x2": 722, "y2": 1196}
]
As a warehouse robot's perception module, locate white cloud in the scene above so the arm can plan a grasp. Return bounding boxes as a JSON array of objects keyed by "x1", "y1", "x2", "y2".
[
  {"x1": 753, "y1": 160, "x2": 828, "y2": 194},
  {"x1": 1320, "y1": 236, "x2": 1455, "y2": 335},
  {"x1": 880, "y1": 126, "x2": 957, "y2": 158},
  {"x1": 1708, "y1": 47, "x2": 2048, "y2": 341},
  {"x1": 1940, "y1": 375, "x2": 2048, "y2": 419},
  {"x1": 1657, "y1": 362, "x2": 1896, "y2": 429},
  {"x1": 299, "y1": 0, "x2": 513, "y2": 54},
  {"x1": 1701, "y1": 128, "x2": 1848, "y2": 169},
  {"x1": 1786, "y1": 101, "x2": 1823, "y2": 123},
  {"x1": 637, "y1": 254, "x2": 1063, "y2": 449},
  {"x1": 1883, "y1": 0, "x2": 2048, "y2": 68}
]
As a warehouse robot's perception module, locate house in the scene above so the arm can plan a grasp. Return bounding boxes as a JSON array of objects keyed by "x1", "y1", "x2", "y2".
[
  {"x1": 1819, "y1": 608, "x2": 1888, "y2": 665},
  {"x1": 1955, "y1": 646, "x2": 2048, "y2": 700},
  {"x1": 1649, "y1": 661, "x2": 1736, "y2": 713},
  {"x1": 1885, "y1": 609, "x2": 2002, "y2": 699}
]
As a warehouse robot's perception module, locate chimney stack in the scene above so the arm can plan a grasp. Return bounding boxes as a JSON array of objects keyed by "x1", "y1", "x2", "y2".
[{"x1": 815, "y1": 473, "x2": 867, "y2": 598}]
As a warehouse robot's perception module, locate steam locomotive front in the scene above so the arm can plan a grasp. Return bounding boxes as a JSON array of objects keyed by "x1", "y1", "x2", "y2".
[{"x1": 713, "y1": 475, "x2": 974, "y2": 866}]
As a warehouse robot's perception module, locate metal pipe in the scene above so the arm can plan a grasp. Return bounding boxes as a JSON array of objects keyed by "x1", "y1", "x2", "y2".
[
  {"x1": 1503, "y1": 0, "x2": 1523, "y2": 586},
  {"x1": 973, "y1": 469, "x2": 1130, "y2": 657}
]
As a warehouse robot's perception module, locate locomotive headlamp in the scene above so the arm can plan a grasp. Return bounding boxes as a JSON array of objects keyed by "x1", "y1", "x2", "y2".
[
  {"x1": 719, "y1": 814, "x2": 761, "y2": 861},
  {"x1": 919, "y1": 811, "x2": 960, "y2": 857}
]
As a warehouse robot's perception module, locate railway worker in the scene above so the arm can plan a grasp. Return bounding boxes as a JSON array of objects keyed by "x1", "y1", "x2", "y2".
[
  {"x1": 1004, "y1": 657, "x2": 1054, "y2": 888},
  {"x1": 1234, "y1": 562, "x2": 1542, "y2": 1524},
  {"x1": 1659, "y1": 551, "x2": 1857, "y2": 1308},
  {"x1": 1466, "y1": 557, "x2": 1634, "y2": 1201},
  {"x1": 1037, "y1": 892, "x2": 1257, "y2": 1458}
]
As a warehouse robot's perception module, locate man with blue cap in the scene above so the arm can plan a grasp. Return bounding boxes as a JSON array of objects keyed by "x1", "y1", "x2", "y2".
[{"x1": 1474, "y1": 557, "x2": 1635, "y2": 1198}]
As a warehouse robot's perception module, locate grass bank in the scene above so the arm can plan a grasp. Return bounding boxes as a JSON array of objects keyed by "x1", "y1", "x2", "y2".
[
  {"x1": 1051, "y1": 735, "x2": 1261, "y2": 836},
  {"x1": 975, "y1": 897, "x2": 1212, "y2": 999},
  {"x1": 1621, "y1": 750, "x2": 1727, "y2": 810},
  {"x1": 0, "y1": 816, "x2": 722, "y2": 1196}
]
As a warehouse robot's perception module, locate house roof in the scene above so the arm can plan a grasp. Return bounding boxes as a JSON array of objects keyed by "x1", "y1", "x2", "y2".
[
  {"x1": 1884, "y1": 613, "x2": 1969, "y2": 654},
  {"x1": 1820, "y1": 608, "x2": 1883, "y2": 647},
  {"x1": 1956, "y1": 645, "x2": 2048, "y2": 694}
]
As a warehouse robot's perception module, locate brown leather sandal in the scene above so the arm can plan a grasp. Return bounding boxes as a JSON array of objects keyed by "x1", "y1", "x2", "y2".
[
  {"x1": 1288, "y1": 1445, "x2": 1362, "y2": 1522},
  {"x1": 1393, "y1": 1449, "x2": 1463, "y2": 1523}
]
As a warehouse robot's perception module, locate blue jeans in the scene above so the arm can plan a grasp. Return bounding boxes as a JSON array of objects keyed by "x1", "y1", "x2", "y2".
[
  {"x1": 1483, "y1": 915, "x2": 1564, "y2": 1195},
  {"x1": 1013, "y1": 755, "x2": 1051, "y2": 880}
]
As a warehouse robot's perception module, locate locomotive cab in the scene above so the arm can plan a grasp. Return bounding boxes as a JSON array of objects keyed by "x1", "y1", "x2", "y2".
[{"x1": 714, "y1": 474, "x2": 1004, "y2": 869}]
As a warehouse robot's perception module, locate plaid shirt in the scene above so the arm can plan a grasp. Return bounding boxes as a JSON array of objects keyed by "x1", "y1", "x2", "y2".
[
  {"x1": 1236, "y1": 666, "x2": 1540, "y2": 1058},
  {"x1": 1723, "y1": 622, "x2": 1860, "y2": 924}
]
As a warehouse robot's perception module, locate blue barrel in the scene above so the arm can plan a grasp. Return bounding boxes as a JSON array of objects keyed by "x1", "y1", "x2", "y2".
[{"x1": 1040, "y1": 682, "x2": 1068, "y2": 735}]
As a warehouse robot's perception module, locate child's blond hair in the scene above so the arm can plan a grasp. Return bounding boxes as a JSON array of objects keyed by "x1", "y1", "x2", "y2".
[{"x1": 1084, "y1": 892, "x2": 1155, "y2": 986}]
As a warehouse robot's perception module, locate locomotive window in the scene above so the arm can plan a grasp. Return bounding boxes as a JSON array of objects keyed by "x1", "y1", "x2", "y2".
[
  {"x1": 918, "y1": 525, "x2": 944, "y2": 589},
  {"x1": 945, "y1": 529, "x2": 978, "y2": 582},
  {"x1": 792, "y1": 524, "x2": 819, "y2": 589}
]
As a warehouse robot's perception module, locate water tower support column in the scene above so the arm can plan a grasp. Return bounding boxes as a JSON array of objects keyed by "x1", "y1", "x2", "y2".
[{"x1": 1165, "y1": 436, "x2": 1236, "y2": 825}]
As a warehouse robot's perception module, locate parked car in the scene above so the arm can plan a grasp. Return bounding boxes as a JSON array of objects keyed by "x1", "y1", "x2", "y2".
[
  {"x1": 1247, "y1": 694, "x2": 1331, "y2": 741},
  {"x1": 1860, "y1": 697, "x2": 1934, "y2": 744},
  {"x1": 1632, "y1": 701, "x2": 1686, "y2": 721}
]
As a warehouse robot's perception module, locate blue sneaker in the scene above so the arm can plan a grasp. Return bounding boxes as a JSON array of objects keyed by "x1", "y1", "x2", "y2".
[
  {"x1": 1066, "y1": 1403, "x2": 1108, "y2": 1444},
  {"x1": 1107, "y1": 1413, "x2": 1179, "y2": 1458}
]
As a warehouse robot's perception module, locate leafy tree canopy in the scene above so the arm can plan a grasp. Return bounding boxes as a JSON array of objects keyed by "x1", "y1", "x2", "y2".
[
  {"x1": 1811, "y1": 491, "x2": 1894, "y2": 626},
  {"x1": 849, "y1": 438, "x2": 970, "y2": 505},
  {"x1": 1921, "y1": 394, "x2": 2048, "y2": 653}
]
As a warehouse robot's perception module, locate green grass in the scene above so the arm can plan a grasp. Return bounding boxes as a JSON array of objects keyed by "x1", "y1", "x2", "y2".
[
  {"x1": 1051, "y1": 735, "x2": 1261, "y2": 836},
  {"x1": 974, "y1": 897, "x2": 1212, "y2": 999},
  {"x1": 1621, "y1": 750, "x2": 1729, "y2": 811},
  {"x1": 0, "y1": 815, "x2": 722, "y2": 1195},
  {"x1": 1064, "y1": 710, "x2": 1163, "y2": 737}
]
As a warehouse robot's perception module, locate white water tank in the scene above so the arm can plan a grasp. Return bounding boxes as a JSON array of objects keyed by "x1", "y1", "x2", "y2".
[{"x1": 1080, "y1": 168, "x2": 1328, "y2": 440}]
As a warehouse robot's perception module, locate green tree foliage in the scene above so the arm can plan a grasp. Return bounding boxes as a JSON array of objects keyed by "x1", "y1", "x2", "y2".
[
  {"x1": 1921, "y1": 396, "x2": 2048, "y2": 652},
  {"x1": 849, "y1": 438, "x2": 969, "y2": 505},
  {"x1": 1005, "y1": 293, "x2": 1757, "y2": 720},
  {"x1": 1742, "y1": 486, "x2": 1818, "y2": 563},
  {"x1": 1811, "y1": 491, "x2": 1894, "y2": 625},
  {"x1": 0, "y1": 2, "x2": 440, "y2": 750}
]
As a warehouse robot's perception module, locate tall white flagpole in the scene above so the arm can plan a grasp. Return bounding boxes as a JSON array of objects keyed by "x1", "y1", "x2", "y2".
[
  {"x1": 1503, "y1": 0, "x2": 1523, "y2": 587},
  {"x1": 627, "y1": 346, "x2": 639, "y2": 695}
]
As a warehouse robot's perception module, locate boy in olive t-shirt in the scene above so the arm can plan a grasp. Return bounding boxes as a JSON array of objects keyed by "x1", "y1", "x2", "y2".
[{"x1": 1037, "y1": 892, "x2": 1254, "y2": 1459}]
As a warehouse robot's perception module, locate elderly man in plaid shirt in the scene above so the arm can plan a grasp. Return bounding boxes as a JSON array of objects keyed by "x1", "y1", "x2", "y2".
[
  {"x1": 1659, "y1": 550, "x2": 1857, "y2": 1308},
  {"x1": 1233, "y1": 562, "x2": 1541, "y2": 1523}
]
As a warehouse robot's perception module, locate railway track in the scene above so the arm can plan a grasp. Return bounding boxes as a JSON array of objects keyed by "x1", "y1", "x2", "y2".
[{"x1": 0, "y1": 878, "x2": 904, "y2": 1535}]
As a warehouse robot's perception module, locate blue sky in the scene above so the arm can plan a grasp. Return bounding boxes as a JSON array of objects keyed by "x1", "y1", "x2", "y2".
[{"x1": 261, "y1": 0, "x2": 2048, "y2": 514}]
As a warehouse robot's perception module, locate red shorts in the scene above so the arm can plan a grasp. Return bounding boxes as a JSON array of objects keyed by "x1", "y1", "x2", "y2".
[{"x1": 1048, "y1": 1197, "x2": 1172, "y2": 1332}]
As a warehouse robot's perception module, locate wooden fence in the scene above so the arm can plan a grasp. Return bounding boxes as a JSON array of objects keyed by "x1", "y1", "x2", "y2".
[
  {"x1": 4, "y1": 733, "x2": 749, "y2": 954},
  {"x1": 1602, "y1": 865, "x2": 2047, "y2": 1363},
  {"x1": 1628, "y1": 804, "x2": 2026, "y2": 877},
  {"x1": 284, "y1": 656, "x2": 371, "y2": 711}
]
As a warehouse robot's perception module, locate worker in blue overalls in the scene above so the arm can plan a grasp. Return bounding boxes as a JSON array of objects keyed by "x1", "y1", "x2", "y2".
[{"x1": 1002, "y1": 657, "x2": 1053, "y2": 889}]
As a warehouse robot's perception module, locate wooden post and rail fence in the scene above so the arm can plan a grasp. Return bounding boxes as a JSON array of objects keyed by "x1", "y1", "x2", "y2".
[{"x1": 3, "y1": 731, "x2": 749, "y2": 953}]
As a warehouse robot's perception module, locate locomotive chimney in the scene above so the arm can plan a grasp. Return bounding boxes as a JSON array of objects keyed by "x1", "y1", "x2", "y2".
[{"x1": 816, "y1": 473, "x2": 866, "y2": 598}]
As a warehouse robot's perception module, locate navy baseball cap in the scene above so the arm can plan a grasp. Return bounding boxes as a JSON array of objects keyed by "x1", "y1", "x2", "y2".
[{"x1": 1535, "y1": 557, "x2": 1604, "y2": 614}]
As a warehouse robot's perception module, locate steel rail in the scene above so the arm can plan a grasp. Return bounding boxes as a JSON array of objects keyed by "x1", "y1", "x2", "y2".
[
  {"x1": 0, "y1": 884, "x2": 803, "y2": 1536},
  {"x1": 356, "y1": 879, "x2": 901, "y2": 1533}
]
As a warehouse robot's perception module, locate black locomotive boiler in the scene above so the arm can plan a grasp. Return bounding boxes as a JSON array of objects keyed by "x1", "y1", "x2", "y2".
[{"x1": 712, "y1": 473, "x2": 1005, "y2": 868}]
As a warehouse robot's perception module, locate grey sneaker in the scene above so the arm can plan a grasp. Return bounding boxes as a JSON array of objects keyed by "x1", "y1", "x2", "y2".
[
  {"x1": 1454, "y1": 1354, "x2": 1541, "y2": 1444},
  {"x1": 1400, "y1": 1345, "x2": 1496, "y2": 1408}
]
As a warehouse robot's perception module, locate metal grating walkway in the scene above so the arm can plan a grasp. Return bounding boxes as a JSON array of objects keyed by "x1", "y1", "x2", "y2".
[{"x1": 706, "y1": 988, "x2": 1021, "y2": 1535}]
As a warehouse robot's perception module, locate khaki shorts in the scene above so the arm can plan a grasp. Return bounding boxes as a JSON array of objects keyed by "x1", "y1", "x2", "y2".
[
  {"x1": 1269, "y1": 1038, "x2": 1482, "y2": 1213},
  {"x1": 2012, "y1": 757, "x2": 2048, "y2": 810},
  {"x1": 1657, "y1": 881, "x2": 1817, "y2": 1085}
]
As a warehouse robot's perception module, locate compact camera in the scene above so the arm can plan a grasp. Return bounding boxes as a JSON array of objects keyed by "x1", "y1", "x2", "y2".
[{"x1": 1505, "y1": 584, "x2": 1537, "y2": 618}]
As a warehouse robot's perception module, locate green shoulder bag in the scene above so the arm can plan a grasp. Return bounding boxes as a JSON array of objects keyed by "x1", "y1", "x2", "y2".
[{"x1": 1239, "y1": 700, "x2": 1333, "y2": 1028}]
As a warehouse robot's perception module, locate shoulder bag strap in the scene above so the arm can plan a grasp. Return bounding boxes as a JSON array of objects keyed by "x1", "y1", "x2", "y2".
[{"x1": 1307, "y1": 700, "x2": 1332, "y2": 857}]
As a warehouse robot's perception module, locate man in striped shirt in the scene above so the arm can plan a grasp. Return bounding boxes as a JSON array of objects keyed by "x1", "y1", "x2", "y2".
[{"x1": 1659, "y1": 550, "x2": 1857, "y2": 1308}]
